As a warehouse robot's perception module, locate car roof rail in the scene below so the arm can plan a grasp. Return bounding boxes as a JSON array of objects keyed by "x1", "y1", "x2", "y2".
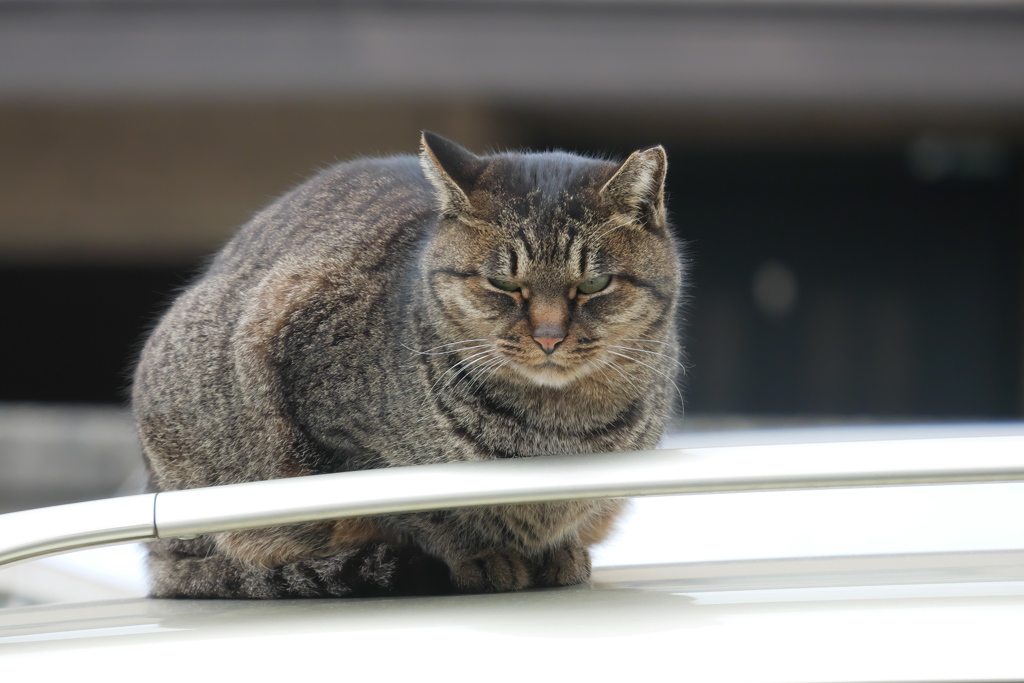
[{"x1": 3, "y1": 435, "x2": 1024, "y2": 569}]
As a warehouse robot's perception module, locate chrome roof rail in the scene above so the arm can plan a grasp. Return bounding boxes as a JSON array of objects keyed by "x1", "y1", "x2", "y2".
[{"x1": 3, "y1": 435, "x2": 1024, "y2": 569}]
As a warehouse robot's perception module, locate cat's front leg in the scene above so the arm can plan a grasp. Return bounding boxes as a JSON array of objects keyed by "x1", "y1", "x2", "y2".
[
  {"x1": 380, "y1": 510, "x2": 539, "y2": 593},
  {"x1": 533, "y1": 540, "x2": 591, "y2": 588},
  {"x1": 448, "y1": 539, "x2": 591, "y2": 592},
  {"x1": 448, "y1": 548, "x2": 536, "y2": 593}
]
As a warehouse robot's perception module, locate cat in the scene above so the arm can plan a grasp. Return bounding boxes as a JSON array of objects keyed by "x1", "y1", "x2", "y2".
[{"x1": 133, "y1": 132, "x2": 685, "y2": 598}]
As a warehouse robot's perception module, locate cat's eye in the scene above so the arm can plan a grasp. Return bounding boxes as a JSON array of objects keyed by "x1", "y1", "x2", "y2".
[
  {"x1": 488, "y1": 278, "x2": 521, "y2": 292},
  {"x1": 578, "y1": 275, "x2": 612, "y2": 294}
]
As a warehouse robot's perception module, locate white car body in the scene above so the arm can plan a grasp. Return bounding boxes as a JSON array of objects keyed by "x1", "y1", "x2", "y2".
[{"x1": 2, "y1": 425, "x2": 1024, "y2": 682}]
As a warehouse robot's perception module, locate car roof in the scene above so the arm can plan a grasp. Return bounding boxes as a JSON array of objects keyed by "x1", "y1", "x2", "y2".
[
  {"x1": 3, "y1": 424, "x2": 1024, "y2": 681},
  {"x1": 2, "y1": 550, "x2": 1024, "y2": 682}
]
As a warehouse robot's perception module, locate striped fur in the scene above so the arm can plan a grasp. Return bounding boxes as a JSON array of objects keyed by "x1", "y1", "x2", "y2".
[{"x1": 134, "y1": 133, "x2": 685, "y2": 598}]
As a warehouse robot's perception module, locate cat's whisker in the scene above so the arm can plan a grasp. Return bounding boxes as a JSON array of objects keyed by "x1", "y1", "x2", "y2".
[
  {"x1": 479, "y1": 359, "x2": 511, "y2": 389},
  {"x1": 593, "y1": 357, "x2": 646, "y2": 398},
  {"x1": 597, "y1": 359, "x2": 667, "y2": 409},
  {"x1": 441, "y1": 350, "x2": 500, "y2": 395},
  {"x1": 415, "y1": 350, "x2": 498, "y2": 422},
  {"x1": 619, "y1": 338, "x2": 674, "y2": 346},
  {"x1": 606, "y1": 350, "x2": 686, "y2": 407},
  {"x1": 588, "y1": 358, "x2": 617, "y2": 387},
  {"x1": 432, "y1": 356, "x2": 490, "y2": 396},
  {"x1": 399, "y1": 340, "x2": 491, "y2": 368},
  {"x1": 416, "y1": 343, "x2": 491, "y2": 357},
  {"x1": 428, "y1": 360, "x2": 469, "y2": 395},
  {"x1": 606, "y1": 344, "x2": 688, "y2": 375},
  {"x1": 429, "y1": 348, "x2": 495, "y2": 394},
  {"x1": 401, "y1": 339, "x2": 490, "y2": 356},
  {"x1": 461, "y1": 355, "x2": 508, "y2": 396},
  {"x1": 409, "y1": 338, "x2": 489, "y2": 353},
  {"x1": 414, "y1": 351, "x2": 497, "y2": 425},
  {"x1": 448, "y1": 355, "x2": 499, "y2": 394},
  {"x1": 451, "y1": 358, "x2": 504, "y2": 399},
  {"x1": 472, "y1": 362, "x2": 512, "y2": 400}
]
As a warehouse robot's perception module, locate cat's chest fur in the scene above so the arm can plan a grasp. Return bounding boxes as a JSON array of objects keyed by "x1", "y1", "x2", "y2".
[
  {"x1": 417, "y1": 367, "x2": 659, "y2": 459},
  {"x1": 281, "y1": 312, "x2": 661, "y2": 471}
]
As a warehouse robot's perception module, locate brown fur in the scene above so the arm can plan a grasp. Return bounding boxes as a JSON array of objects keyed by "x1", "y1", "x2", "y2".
[
  {"x1": 330, "y1": 518, "x2": 394, "y2": 548},
  {"x1": 577, "y1": 500, "x2": 627, "y2": 547},
  {"x1": 134, "y1": 133, "x2": 685, "y2": 598}
]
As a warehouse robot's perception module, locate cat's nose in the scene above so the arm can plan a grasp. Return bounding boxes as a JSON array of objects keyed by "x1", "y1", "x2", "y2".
[{"x1": 533, "y1": 323, "x2": 565, "y2": 355}]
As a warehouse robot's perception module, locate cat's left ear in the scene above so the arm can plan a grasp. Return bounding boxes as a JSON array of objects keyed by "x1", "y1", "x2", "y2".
[
  {"x1": 599, "y1": 146, "x2": 668, "y2": 229},
  {"x1": 419, "y1": 132, "x2": 486, "y2": 217}
]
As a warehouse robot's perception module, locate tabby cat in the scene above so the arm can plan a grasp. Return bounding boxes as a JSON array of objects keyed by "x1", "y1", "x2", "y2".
[{"x1": 133, "y1": 132, "x2": 685, "y2": 598}]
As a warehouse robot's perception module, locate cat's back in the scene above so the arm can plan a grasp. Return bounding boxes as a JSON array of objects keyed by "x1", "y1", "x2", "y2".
[
  {"x1": 134, "y1": 154, "x2": 437, "y2": 479},
  {"x1": 146, "y1": 154, "x2": 434, "y2": 339},
  {"x1": 211, "y1": 154, "x2": 435, "y2": 277}
]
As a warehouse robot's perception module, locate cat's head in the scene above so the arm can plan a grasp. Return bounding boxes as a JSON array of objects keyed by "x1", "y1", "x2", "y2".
[{"x1": 418, "y1": 132, "x2": 682, "y2": 389}]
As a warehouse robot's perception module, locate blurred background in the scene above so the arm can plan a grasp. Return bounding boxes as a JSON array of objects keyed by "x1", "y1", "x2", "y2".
[{"x1": 1, "y1": 0, "x2": 1023, "y2": 516}]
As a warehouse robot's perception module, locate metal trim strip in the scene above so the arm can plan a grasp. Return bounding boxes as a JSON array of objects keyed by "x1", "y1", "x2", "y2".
[{"x1": 2, "y1": 435, "x2": 1023, "y2": 568}]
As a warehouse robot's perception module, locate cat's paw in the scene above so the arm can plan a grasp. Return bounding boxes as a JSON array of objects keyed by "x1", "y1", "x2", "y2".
[
  {"x1": 534, "y1": 544, "x2": 591, "y2": 588},
  {"x1": 450, "y1": 549, "x2": 533, "y2": 593}
]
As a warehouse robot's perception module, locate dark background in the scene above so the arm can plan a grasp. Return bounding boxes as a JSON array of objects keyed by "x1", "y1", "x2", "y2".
[{"x1": 2, "y1": 0, "x2": 1023, "y2": 419}]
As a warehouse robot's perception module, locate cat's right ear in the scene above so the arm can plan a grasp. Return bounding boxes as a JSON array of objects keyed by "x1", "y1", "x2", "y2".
[{"x1": 419, "y1": 132, "x2": 486, "y2": 217}]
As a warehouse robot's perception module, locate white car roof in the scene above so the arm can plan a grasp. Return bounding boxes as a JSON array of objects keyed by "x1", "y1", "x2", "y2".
[
  {"x1": 3, "y1": 424, "x2": 1024, "y2": 682},
  {"x1": 2, "y1": 550, "x2": 1024, "y2": 682}
]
